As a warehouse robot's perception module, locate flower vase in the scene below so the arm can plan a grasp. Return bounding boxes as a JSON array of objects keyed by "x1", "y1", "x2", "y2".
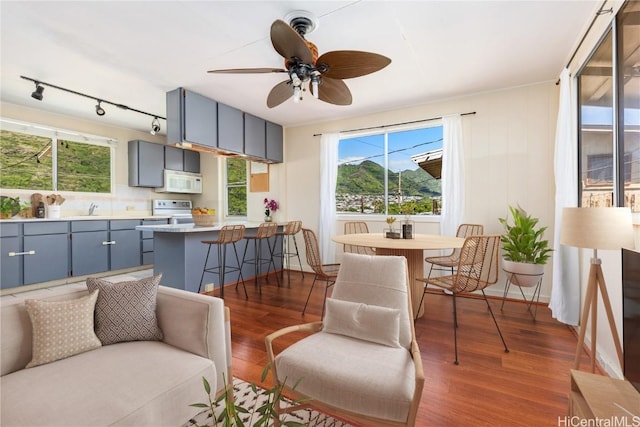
[{"x1": 264, "y1": 210, "x2": 273, "y2": 222}]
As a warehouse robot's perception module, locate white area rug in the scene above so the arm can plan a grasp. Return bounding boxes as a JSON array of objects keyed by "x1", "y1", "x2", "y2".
[{"x1": 184, "y1": 378, "x2": 353, "y2": 427}]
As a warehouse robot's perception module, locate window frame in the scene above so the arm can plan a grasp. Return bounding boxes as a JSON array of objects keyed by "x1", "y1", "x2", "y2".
[
  {"x1": 224, "y1": 157, "x2": 247, "y2": 218},
  {"x1": 0, "y1": 118, "x2": 116, "y2": 194},
  {"x1": 336, "y1": 122, "x2": 444, "y2": 218},
  {"x1": 576, "y1": 1, "x2": 640, "y2": 212}
]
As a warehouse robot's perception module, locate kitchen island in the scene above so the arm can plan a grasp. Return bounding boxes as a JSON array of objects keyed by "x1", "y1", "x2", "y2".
[{"x1": 135, "y1": 221, "x2": 282, "y2": 294}]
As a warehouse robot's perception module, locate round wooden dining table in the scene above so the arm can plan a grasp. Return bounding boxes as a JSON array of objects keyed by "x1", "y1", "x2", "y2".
[{"x1": 332, "y1": 232, "x2": 464, "y2": 318}]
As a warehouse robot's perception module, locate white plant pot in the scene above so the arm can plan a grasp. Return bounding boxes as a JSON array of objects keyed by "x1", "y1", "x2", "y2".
[{"x1": 502, "y1": 259, "x2": 544, "y2": 288}]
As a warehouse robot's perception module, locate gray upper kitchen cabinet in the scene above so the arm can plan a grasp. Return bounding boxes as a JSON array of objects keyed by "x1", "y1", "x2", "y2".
[
  {"x1": 71, "y1": 221, "x2": 109, "y2": 276},
  {"x1": 244, "y1": 113, "x2": 266, "y2": 158},
  {"x1": 164, "y1": 145, "x2": 184, "y2": 171},
  {"x1": 1, "y1": 223, "x2": 22, "y2": 289},
  {"x1": 109, "y1": 220, "x2": 141, "y2": 270},
  {"x1": 23, "y1": 222, "x2": 69, "y2": 286},
  {"x1": 128, "y1": 140, "x2": 165, "y2": 187},
  {"x1": 265, "y1": 121, "x2": 283, "y2": 163},
  {"x1": 165, "y1": 145, "x2": 201, "y2": 173},
  {"x1": 166, "y1": 88, "x2": 217, "y2": 148},
  {"x1": 183, "y1": 149, "x2": 200, "y2": 173},
  {"x1": 217, "y1": 103, "x2": 244, "y2": 154}
]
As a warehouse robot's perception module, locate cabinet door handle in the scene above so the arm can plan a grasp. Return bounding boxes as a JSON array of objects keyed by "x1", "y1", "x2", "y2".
[
  {"x1": 102, "y1": 241, "x2": 116, "y2": 246},
  {"x1": 8, "y1": 250, "x2": 36, "y2": 257}
]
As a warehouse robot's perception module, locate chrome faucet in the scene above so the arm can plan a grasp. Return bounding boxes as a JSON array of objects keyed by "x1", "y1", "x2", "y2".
[{"x1": 88, "y1": 203, "x2": 98, "y2": 216}]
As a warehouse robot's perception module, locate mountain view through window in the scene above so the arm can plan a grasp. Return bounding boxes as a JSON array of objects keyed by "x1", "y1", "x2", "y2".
[{"x1": 337, "y1": 125, "x2": 443, "y2": 215}]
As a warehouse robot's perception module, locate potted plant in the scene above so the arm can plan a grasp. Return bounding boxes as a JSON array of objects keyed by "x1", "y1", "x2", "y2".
[
  {"x1": 498, "y1": 205, "x2": 553, "y2": 287},
  {"x1": 0, "y1": 196, "x2": 22, "y2": 219},
  {"x1": 263, "y1": 198, "x2": 279, "y2": 222}
]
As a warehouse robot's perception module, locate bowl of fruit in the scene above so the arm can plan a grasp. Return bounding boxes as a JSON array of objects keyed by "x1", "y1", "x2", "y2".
[{"x1": 192, "y1": 207, "x2": 216, "y2": 226}]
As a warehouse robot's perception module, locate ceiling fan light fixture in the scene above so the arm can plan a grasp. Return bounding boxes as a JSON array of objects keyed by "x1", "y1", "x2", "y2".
[
  {"x1": 31, "y1": 82, "x2": 44, "y2": 101},
  {"x1": 293, "y1": 86, "x2": 301, "y2": 103},
  {"x1": 311, "y1": 75, "x2": 319, "y2": 99},
  {"x1": 290, "y1": 71, "x2": 302, "y2": 87}
]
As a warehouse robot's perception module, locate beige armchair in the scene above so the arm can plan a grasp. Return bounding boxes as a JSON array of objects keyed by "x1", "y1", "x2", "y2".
[{"x1": 265, "y1": 253, "x2": 425, "y2": 426}]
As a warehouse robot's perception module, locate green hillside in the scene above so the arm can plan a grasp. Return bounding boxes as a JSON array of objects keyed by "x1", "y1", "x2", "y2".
[
  {"x1": 337, "y1": 160, "x2": 440, "y2": 197},
  {"x1": 0, "y1": 130, "x2": 110, "y2": 192}
]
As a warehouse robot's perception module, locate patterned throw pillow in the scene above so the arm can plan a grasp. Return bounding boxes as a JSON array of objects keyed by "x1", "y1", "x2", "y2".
[
  {"x1": 86, "y1": 274, "x2": 164, "y2": 345},
  {"x1": 26, "y1": 290, "x2": 102, "y2": 368}
]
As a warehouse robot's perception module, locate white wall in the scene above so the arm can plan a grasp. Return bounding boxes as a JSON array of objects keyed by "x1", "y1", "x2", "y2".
[{"x1": 282, "y1": 81, "x2": 559, "y2": 303}]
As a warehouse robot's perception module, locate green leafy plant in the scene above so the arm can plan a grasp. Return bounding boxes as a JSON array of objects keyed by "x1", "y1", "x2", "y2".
[
  {"x1": 0, "y1": 196, "x2": 22, "y2": 218},
  {"x1": 498, "y1": 205, "x2": 553, "y2": 265},
  {"x1": 190, "y1": 364, "x2": 307, "y2": 427}
]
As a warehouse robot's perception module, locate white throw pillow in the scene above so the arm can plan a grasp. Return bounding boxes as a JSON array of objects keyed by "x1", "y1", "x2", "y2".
[{"x1": 323, "y1": 297, "x2": 401, "y2": 348}]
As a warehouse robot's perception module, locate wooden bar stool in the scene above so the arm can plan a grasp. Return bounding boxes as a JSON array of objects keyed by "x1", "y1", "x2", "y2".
[
  {"x1": 240, "y1": 222, "x2": 280, "y2": 290},
  {"x1": 273, "y1": 220, "x2": 305, "y2": 286},
  {"x1": 198, "y1": 224, "x2": 247, "y2": 299}
]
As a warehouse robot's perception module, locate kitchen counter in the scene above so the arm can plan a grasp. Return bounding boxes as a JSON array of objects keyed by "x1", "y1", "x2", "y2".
[
  {"x1": 137, "y1": 221, "x2": 282, "y2": 293},
  {"x1": 135, "y1": 220, "x2": 266, "y2": 233},
  {"x1": 1, "y1": 214, "x2": 171, "y2": 222}
]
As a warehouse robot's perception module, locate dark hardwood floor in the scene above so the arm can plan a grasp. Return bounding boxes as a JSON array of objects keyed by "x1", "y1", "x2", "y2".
[{"x1": 207, "y1": 269, "x2": 595, "y2": 427}]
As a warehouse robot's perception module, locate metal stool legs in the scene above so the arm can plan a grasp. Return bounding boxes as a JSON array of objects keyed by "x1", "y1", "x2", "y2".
[
  {"x1": 199, "y1": 225, "x2": 247, "y2": 300},
  {"x1": 274, "y1": 232, "x2": 305, "y2": 286},
  {"x1": 199, "y1": 241, "x2": 248, "y2": 299},
  {"x1": 241, "y1": 229, "x2": 280, "y2": 292}
]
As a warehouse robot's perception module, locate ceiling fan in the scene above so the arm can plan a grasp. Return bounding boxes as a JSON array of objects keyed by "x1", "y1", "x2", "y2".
[{"x1": 207, "y1": 12, "x2": 391, "y2": 108}]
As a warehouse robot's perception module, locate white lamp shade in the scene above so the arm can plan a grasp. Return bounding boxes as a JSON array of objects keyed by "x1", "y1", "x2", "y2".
[{"x1": 560, "y1": 207, "x2": 634, "y2": 250}]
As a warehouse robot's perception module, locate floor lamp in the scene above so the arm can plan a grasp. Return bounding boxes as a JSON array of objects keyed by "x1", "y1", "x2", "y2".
[{"x1": 560, "y1": 207, "x2": 634, "y2": 373}]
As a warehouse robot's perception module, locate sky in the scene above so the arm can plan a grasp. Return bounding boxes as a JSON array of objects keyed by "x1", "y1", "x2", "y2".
[{"x1": 338, "y1": 125, "x2": 443, "y2": 173}]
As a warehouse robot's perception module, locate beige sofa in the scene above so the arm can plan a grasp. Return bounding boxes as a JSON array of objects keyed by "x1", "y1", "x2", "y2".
[{"x1": 0, "y1": 281, "x2": 231, "y2": 427}]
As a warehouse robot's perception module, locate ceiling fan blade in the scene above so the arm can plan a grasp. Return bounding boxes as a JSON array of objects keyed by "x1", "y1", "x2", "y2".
[
  {"x1": 208, "y1": 68, "x2": 287, "y2": 74},
  {"x1": 270, "y1": 19, "x2": 313, "y2": 64},
  {"x1": 313, "y1": 77, "x2": 352, "y2": 106},
  {"x1": 267, "y1": 80, "x2": 293, "y2": 108},
  {"x1": 316, "y1": 51, "x2": 391, "y2": 79}
]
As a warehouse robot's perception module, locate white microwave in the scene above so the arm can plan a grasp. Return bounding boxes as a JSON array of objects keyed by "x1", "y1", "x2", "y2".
[{"x1": 155, "y1": 170, "x2": 202, "y2": 194}]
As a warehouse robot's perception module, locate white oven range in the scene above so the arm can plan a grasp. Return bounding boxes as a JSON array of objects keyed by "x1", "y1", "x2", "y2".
[{"x1": 152, "y1": 199, "x2": 193, "y2": 224}]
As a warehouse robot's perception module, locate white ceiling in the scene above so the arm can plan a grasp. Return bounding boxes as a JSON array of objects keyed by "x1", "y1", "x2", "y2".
[{"x1": 0, "y1": 1, "x2": 599, "y2": 134}]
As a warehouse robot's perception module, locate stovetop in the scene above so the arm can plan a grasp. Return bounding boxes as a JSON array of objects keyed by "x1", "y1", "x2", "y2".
[{"x1": 152, "y1": 200, "x2": 194, "y2": 223}]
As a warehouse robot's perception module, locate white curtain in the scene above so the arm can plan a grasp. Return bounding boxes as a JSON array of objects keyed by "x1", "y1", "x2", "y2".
[
  {"x1": 549, "y1": 68, "x2": 580, "y2": 325},
  {"x1": 319, "y1": 133, "x2": 339, "y2": 263},
  {"x1": 441, "y1": 114, "x2": 465, "y2": 237}
]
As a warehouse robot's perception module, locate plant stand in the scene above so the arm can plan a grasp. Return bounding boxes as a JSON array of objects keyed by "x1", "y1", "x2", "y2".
[{"x1": 500, "y1": 268, "x2": 543, "y2": 321}]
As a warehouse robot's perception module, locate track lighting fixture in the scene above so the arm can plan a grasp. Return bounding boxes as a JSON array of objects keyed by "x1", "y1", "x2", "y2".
[
  {"x1": 150, "y1": 117, "x2": 161, "y2": 135},
  {"x1": 20, "y1": 75, "x2": 165, "y2": 130},
  {"x1": 31, "y1": 82, "x2": 44, "y2": 101},
  {"x1": 95, "y1": 100, "x2": 106, "y2": 116}
]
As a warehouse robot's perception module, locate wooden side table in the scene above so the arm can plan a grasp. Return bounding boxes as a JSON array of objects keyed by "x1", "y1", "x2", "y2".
[{"x1": 568, "y1": 370, "x2": 640, "y2": 423}]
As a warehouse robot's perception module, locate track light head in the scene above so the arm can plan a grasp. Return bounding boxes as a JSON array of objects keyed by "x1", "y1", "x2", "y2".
[
  {"x1": 150, "y1": 117, "x2": 161, "y2": 135},
  {"x1": 31, "y1": 83, "x2": 44, "y2": 101},
  {"x1": 95, "y1": 100, "x2": 106, "y2": 116},
  {"x1": 95, "y1": 101, "x2": 106, "y2": 116}
]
